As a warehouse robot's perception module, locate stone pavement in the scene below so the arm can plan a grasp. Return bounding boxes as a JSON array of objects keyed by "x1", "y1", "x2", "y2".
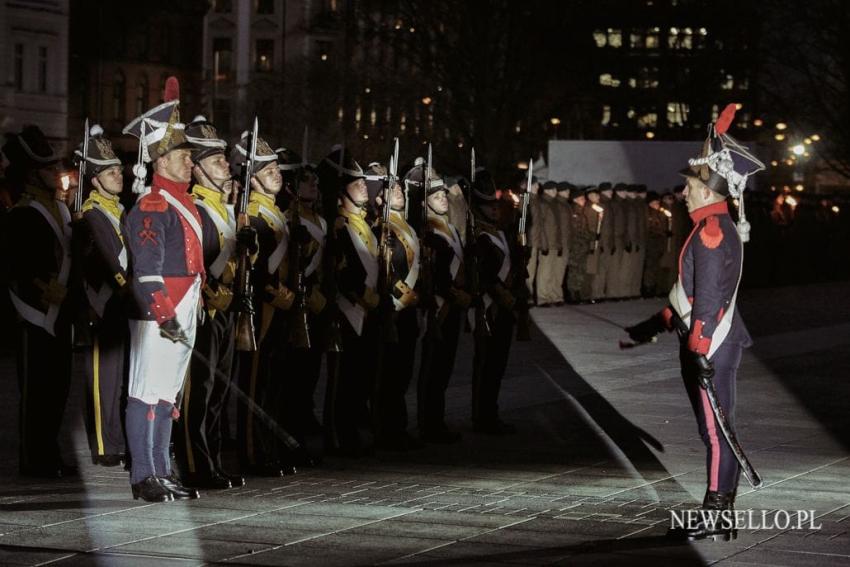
[{"x1": 0, "y1": 282, "x2": 848, "y2": 566}]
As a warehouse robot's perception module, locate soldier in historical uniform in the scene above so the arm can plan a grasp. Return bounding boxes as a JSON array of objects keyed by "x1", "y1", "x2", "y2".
[
  {"x1": 535, "y1": 181, "x2": 562, "y2": 307},
  {"x1": 642, "y1": 191, "x2": 668, "y2": 297},
  {"x1": 582, "y1": 186, "x2": 604, "y2": 301},
  {"x1": 445, "y1": 176, "x2": 469, "y2": 244},
  {"x1": 173, "y1": 115, "x2": 251, "y2": 489},
  {"x1": 607, "y1": 183, "x2": 629, "y2": 299},
  {"x1": 626, "y1": 105, "x2": 763, "y2": 541},
  {"x1": 553, "y1": 182, "x2": 572, "y2": 305},
  {"x1": 566, "y1": 189, "x2": 593, "y2": 303},
  {"x1": 418, "y1": 170, "x2": 468, "y2": 444},
  {"x1": 277, "y1": 148, "x2": 327, "y2": 442},
  {"x1": 2, "y1": 125, "x2": 76, "y2": 478},
  {"x1": 317, "y1": 147, "x2": 378, "y2": 457},
  {"x1": 371, "y1": 161, "x2": 422, "y2": 450},
  {"x1": 658, "y1": 191, "x2": 679, "y2": 292},
  {"x1": 75, "y1": 125, "x2": 129, "y2": 468},
  {"x1": 523, "y1": 177, "x2": 543, "y2": 303},
  {"x1": 469, "y1": 168, "x2": 517, "y2": 435},
  {"x1": 594, "y1": 182, "x2": 615, "y2": 300},
  {"x1": 122, "y1": 80, "x2": 203, "y2": 501},
  {"x1": 234, "y1": 131, "x2": 299, "y2": 477}
]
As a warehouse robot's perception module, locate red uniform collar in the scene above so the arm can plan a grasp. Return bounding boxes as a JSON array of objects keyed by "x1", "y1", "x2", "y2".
[
  {"x1": 153, "y1": 173, "x2": 190, "y2": 198},
  {"x1": 689, "y1": 200, "x2": 728, "y2": 224}
]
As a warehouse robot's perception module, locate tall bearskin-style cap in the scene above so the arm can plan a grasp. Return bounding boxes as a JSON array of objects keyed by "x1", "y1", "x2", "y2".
[
  {"x1": 73, "y1": 124, "x2": 121, "y2": 176},
  {"x1": 233, "y1": 130, "x2": 278, "y2": 172},
  {"x1": 471, "y1": 166, "x2": 498, "y2": 203},
  {"x1": 2, "y1": 125, "x2": 59, "y2": 170},
  {"x1": 680, "y1": 103, "x2": 765, "y2": 198},
  {"x1": 185, "y1": 115, "x2": 227, "y2": 163}
]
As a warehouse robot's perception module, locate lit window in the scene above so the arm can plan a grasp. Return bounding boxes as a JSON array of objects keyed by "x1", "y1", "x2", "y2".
[
  {"x1": 593, "y1": 30, "x2": 607, "y2": 48},
  {"x1": 627, "y1": 108, "x2": 636, "y2": 119},
  {"x1": 337, "y1": 106, "x2": 344, "y2": 122},
  {"x1": 601, "y1": 105, "x2": 611, "y2": 126},
  {"x1": 599, "y1": 73, "x2": 621, "y2": 87},
  {"x1": 255, "y1": 39, "x2": 274, "y2": 72},
  {"x1": 630, "y1": 31, "x2": 645, "y2": 49},
  {"x1": 721, "y1": 73, "x2": 734, "y2": 90},
  {"x1": 646, "y1": 28, "x2": 660, "y2": 48},
  {"x1": 628, "y1": 77, "x2": 637, "y2": 88},
  {"x1": 213, "y1": 37, "x2": 232, "y2": 81},
  {"x1": 637, "y1": 112, "x2": 657, "y2": 128},
  {"x1": 667, "y1": 102, "x2": 688, "y2": 126},
  {"x1": 738, "y1": 76, "x2": 750, "y2": 90},
  {"x1": 607, "y1": 29, "x2": 622, "y2": 48},
  {"x1": 370, "y1": 109, "x2": 377, "y2": 126},
  {"x1": 355, "y1": 106, "x2": 361, "y2": 123}
]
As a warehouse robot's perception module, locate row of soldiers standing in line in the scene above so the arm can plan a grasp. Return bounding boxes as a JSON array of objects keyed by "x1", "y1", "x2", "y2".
[
  {"x1": 1, "y1": 83, "x2": 532, "y2": 502},
  {"x1": 524, "y1": 180, "x2": 693, "y2": 306}
]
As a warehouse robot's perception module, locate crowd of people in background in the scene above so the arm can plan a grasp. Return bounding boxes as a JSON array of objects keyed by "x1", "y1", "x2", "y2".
[{"x1": 518, "y1": 180, "x2": 850, "y2": 306}]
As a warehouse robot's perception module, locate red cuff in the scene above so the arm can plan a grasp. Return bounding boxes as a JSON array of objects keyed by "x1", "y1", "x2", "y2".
[
  {"x1": 661, "y1": 307, "x2": 674, "y2": 331},
  {"x1": 688, "y1": 319, "x2": 711, "y2": 355},
  {"x1": 149, "y1": 290, "x2": 176, "y2": 324}
]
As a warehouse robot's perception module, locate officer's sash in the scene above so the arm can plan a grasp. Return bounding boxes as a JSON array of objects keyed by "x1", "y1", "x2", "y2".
[
  {"x1": 668, "y1": 231, "x2": 743, "y2": 360},
  {"x1": 338, "y1": 222, "x2": 378, "y2": 336},
  {"x1": 195, "y1": 199, "x2": 236, "y2": 279},
  {"x1": 8, "y1": 200, "x2": 72, "y2": 336},
  {"x1": 84, "y1": 204, "x2": 128, "y2": 318}
]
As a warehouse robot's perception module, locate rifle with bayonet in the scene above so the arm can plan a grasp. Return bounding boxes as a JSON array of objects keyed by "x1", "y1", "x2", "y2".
[
  {"x1": 70, "y1": 118, "x2": 92, "y2": 347},
  {"x1": 377, "y1": 138, "x2": 400, "y2": 343},
  {"x1": 319, "y1": 145, "x2": 346, "y2": 353},
  {"x1": 234, "y1": 118, "x2": 260, "y2": 352},
  {"x1": 287, "y1": 127, "x2": 312, "y2": 349},
  {"x1": 420, "y1": 143, "x2": 442, "y2": 341},
  {"x1": 513, "y1": 156, "x2": 533, "y2": 341},
  {"x1": 465, "y1": 147, "x2": 491, "y2": 340}
]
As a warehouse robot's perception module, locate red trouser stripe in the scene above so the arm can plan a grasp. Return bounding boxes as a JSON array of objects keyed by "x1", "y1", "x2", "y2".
[{"x1": 700, "y1": 388, "x2": 721, "y2": 491}]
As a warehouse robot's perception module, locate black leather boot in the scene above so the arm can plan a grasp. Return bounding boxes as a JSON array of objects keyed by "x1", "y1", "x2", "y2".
[
  {"x1": 159, "y1": 475, "x2": 201, "y2": 500},
  {"x1": 669, "y1": 489, "x2": 738, "y2": 542},
  {"x1": 131, "y1": 476, "x2": 173, "y2": 502}
]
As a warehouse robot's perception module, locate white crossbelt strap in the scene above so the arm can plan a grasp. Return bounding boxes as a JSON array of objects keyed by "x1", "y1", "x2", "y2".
[
  {"x1": 259, "y1": 205, "x2": 287, "y2": 274},
  {"x1": 159, "y1": 190, "x2": 203, "y2": 244},
  {"x1": 669, "y1": 237, "x2": 743, "y2": 360},
  {"x1": 8, "y1": 200, "x2": 71, "y2": 336},
  {"x1": 338, "y1": 222, "x2": 379, "y2": 336},
  {"x1": 196, "y1": 199, "x2": 236, "y2": 278},
  {"x1": 299, "y1": 215, "x2": 326, "y2": 278}
]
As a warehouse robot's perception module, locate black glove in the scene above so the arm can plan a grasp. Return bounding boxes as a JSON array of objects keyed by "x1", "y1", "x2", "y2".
[
  {"x1": 624, "y1": 313, "x2": 666, "y2": 344},
  {"x1": 236, "y1": 226, "x2": 259, "y2": 255},
  {"x1": 540, "y1": 249, "x2": 549, "y2": 256},
  {"x1": 160, "y1": 318, "x2": 188, "y2": 344},
  {"x1": 695, "y1": 355, "x2": 715, "y2": 390}
]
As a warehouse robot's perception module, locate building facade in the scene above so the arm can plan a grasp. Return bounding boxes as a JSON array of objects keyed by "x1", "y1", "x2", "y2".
[{"x1": 0, "y1": 0, "x2": 70, "y2": 153}]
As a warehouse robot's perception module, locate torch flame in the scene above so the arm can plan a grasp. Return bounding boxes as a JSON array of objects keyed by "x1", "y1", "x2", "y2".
[
  {"x1": 660, "y1": 207, "x2": 672, "y2": 218},
  {"x1": 591, "y1": 204, "x2": 604, "y2": 214},
  {"x1": 832, "y1": 205, "x2": 840, "y2": 214},
  {"x1": 60, "y1": 174, "x2": 70, "y2": 191},
  {"x1": 785, "y1": 195, "x2": 798, "y2": 207}
]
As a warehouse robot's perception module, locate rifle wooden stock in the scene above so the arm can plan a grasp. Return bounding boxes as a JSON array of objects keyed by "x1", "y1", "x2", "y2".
[{"x1": 235, "y1": 212, "x2": 257, "y2": 352}]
